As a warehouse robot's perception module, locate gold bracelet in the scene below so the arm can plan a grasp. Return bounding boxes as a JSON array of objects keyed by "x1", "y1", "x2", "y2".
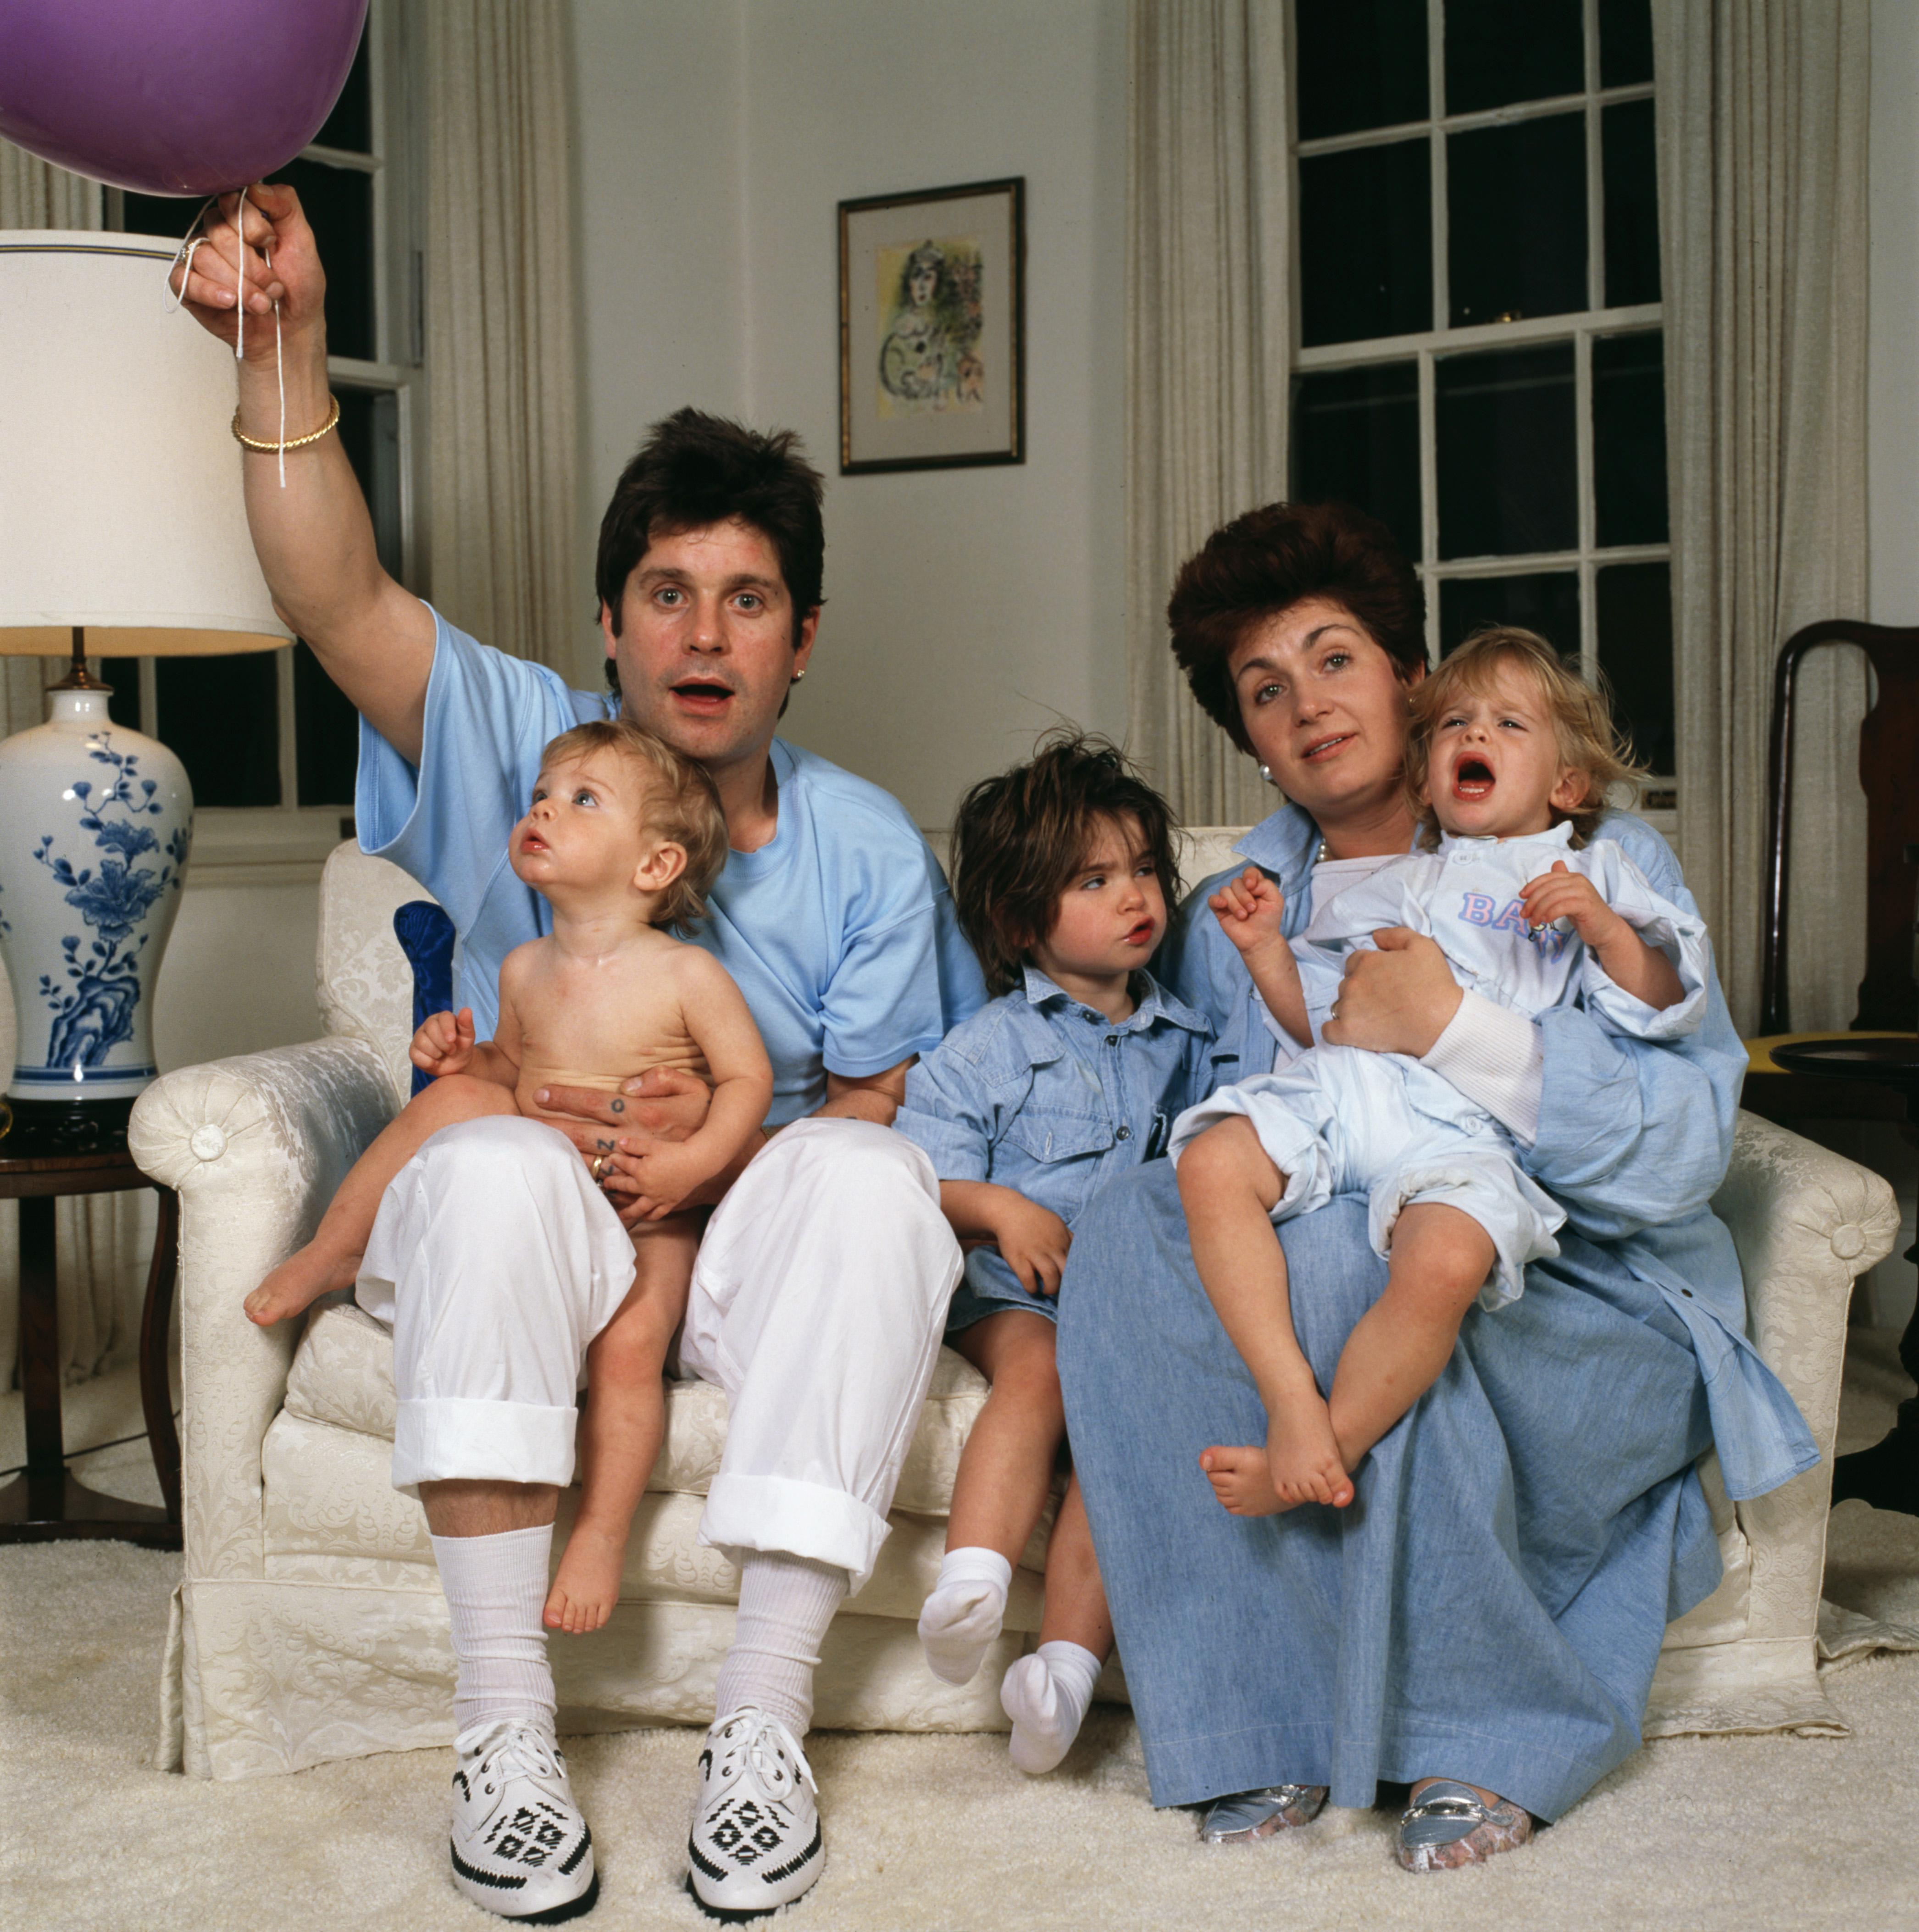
[{"x1": 231, "y1": 394, "x2": 342, "y2": 453}]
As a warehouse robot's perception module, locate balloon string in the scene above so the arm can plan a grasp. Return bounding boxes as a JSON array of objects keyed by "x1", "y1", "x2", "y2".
[{"x1": 166, "y1": 189, "x2": 288, "y2": 490}]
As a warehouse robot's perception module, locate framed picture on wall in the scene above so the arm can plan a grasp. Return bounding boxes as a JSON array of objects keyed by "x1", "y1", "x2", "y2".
[{"x1": 838, "y1": 177, "x2": 1025, "y2": 474}]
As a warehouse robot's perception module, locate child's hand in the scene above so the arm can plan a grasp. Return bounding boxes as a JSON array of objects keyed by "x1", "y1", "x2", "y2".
[
  {"x1": 616, "y1": 1138, "x2": 715, "y2": 1221},
  {"x1": 990, "y1": 1194, "x2": 1073, "y2": 1297},
  {"x1": 1208, "y1": 867, "x2": 1287, "y2": 957},
  {"x1": 1518, "y1": 862, "x2": 1626, "y2": 951},
  {"x1": 410, "y1": 1007, "x2": 476, "y2": 1078}
]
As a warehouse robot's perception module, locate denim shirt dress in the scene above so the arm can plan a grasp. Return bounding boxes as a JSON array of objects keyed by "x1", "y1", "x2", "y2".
[{"x1": 896, "y1": 966, "x2": 1223, "y2": 1332}]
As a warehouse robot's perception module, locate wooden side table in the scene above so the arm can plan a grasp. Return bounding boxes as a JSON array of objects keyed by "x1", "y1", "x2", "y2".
[{"x1": 0, "y1": 1146, "x2": 181, "y2": 1548}]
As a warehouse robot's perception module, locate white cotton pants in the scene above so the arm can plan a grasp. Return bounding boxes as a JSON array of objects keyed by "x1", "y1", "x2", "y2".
[
  {"x1": 355, "y1": 1114, "x2": 960, "y2": 1589},
  {"x1": 1168, "y1": 1044, "x2": 1565, "y2": 1311}
]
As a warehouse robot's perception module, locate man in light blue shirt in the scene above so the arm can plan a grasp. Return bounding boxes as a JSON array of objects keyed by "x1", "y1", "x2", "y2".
[{"x1": 184, "y1": 186, "x2": 984, "y2": 1924}]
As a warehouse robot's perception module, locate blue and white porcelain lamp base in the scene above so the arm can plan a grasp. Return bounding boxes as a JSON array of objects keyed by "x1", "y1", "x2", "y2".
[{"x1": 0, "y1": 635, "x2": 191, "y2": 1155}]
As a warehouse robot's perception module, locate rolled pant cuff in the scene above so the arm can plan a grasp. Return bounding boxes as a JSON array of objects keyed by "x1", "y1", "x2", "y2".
[
  {"x1": 699, "y1": 1473, "x2": 890, "y2": 1590},
  {"x1": 392, "y1": 1397, "x2": 578, "y2": 1490}
]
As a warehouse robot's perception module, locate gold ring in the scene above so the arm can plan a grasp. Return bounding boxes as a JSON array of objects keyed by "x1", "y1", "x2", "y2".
[{"x1": 590, "y1": 1154, "x2": 610, "y2": 1181}]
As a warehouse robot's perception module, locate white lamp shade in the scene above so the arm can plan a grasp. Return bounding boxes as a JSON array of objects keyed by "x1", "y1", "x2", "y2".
[{"x1": 0, "y1": 229, "x2": 290, "y2": 656}]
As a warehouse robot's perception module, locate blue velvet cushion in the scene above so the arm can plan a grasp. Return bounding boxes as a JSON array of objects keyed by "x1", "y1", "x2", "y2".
[{"x1": 392, "y1": 901, "x2": 456, "y2": 1096}]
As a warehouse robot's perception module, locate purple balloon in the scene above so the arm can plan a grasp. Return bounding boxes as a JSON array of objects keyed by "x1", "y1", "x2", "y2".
[{"x1": 0, "y1": 0, "x2": 369, "y2": 197}]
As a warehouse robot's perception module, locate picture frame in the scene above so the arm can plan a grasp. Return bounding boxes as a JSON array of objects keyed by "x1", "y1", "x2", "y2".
[{"x1": 838, "y1": 176, "x2": 1025, "y2": 474}]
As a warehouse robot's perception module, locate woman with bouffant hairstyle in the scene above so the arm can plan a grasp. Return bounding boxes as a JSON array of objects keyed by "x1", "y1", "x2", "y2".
[{"x1": 1055, "y1": 500, "x2": 1804, "y2": 1871}]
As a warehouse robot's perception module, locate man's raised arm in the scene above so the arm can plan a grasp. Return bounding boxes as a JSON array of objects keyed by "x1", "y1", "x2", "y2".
[{"x1": 172, "y1": 184, "x2": 434, "y2": 762}]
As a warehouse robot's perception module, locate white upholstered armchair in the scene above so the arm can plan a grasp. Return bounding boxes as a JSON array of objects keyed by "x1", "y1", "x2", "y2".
[{"x1": 130, "y1": 833, "x2": 1900, "y2": 1779}]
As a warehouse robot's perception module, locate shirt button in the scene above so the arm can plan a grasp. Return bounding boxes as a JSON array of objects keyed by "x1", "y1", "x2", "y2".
[
  {"x1": 1115, "y1": 1125, "x2": 1131, "y2": 1141},
  {"x1": 1105, "y1": 1034, "x2": 1118, "y2": 1046},
  {"x1": 1084, "y1": 1013, "x2": 1099, "y2": 1025},
  {"x1": 1680, "y1": 1288, "x2": 1693, "y2": 1299}
]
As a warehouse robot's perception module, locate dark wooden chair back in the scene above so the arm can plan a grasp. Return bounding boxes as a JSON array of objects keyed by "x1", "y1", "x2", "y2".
[{"x1": 1761, "y1": 620, "x2": 1919, "y2": 1035}]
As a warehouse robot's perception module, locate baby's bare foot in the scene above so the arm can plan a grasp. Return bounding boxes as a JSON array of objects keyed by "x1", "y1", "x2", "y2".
[
  {"x1": 1200, "y1": 1445, "x2": 1287, "y2": 1516},
  {"x1": 544, "y1": 1521, "x2": 627, "y2": 1634},
  {"x1": 1266, "y1": 1394, "x2": 1354, "y2": 1510},
  {"x1": 243, "y1": 1244, "x2": 361, "y2": 1327}
]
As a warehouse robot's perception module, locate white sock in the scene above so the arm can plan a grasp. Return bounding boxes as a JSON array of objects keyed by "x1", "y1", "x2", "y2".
[
  {"x1": 432, "y1": 1524, "x2": 556, "y2": 1737},
  {"x1": 1000, "y1": 1640, "x2": 1103, "y2": 1774},
  {"x1": 917, "y1": 1546, "x2": 1013, "y2": 1687},
  {"x1": 713, "y1": 1553, "x2": 849, "y2": 1739}
]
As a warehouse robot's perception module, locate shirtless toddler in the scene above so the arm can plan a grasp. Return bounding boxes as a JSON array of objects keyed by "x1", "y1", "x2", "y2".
[{"x1": 246, "y1": 718, "x2": 773, "y2": 1630}]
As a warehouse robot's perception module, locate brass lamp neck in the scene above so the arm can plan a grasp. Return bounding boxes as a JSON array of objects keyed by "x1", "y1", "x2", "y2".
[{"x1": 51, "y1": 624, "x2": 110, "y2": 693}]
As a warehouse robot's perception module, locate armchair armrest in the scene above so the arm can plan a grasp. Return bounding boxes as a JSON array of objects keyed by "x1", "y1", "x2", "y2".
[
  {"x1": 1707, "y1": 1110, "x2": 1901, "y2": 1642},
  {"x1": 129, "y1": 1037, "x2": 397, "y2": 1580}
]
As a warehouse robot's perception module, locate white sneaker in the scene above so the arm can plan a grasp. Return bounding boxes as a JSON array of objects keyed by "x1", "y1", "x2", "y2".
[
  {"x1": 449, "y1": 1719, "x2": 599, "y2": 1922},
  {"x1": 685, "y1": 1706, "x2": 824, "y2": 1921}
]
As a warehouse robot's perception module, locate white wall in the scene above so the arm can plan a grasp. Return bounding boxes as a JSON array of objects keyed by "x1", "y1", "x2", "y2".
[{"x1": 569, "y1": 0, "x2": 1129, "y2": 828}]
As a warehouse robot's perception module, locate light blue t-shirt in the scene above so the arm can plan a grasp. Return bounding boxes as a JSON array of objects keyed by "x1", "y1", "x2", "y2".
[{"x1": 355, "y1": 609, "x2": 987, "y2": 1124}]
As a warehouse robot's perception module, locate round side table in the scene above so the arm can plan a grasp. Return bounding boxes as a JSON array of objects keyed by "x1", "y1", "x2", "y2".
[{"x1": 0, "y1": 1146, "x2": 182, "y2": 1548}]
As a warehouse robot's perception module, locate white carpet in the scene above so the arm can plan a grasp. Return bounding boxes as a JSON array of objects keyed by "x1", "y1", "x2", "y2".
[{"x1": 5, "y1": 1341, "x2": 1917, "y2": 1932}]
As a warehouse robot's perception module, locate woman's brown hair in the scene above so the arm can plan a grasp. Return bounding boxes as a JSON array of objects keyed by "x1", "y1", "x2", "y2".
[
  {"x1": 1405, "y1": 628, "x2": 1648, "y2": 848},
  {"x1": 1167, "y1": 500, "x2": 1427, "y2": 752},
  {"x1": 538, "y1": 718, "x2": 728, "y2": 930},
  {"x1": 951, "y1": 731, "x2": 1180, "y2": 997}
]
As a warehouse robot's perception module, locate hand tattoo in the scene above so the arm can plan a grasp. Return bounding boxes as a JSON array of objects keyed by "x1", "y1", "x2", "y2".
[
  {"x1": 595, "y1": 1137, "x2": 616, "y2": 1152},
  {"x1": 610, "y1": 1098, "x2": 625, "y2": 1115}
]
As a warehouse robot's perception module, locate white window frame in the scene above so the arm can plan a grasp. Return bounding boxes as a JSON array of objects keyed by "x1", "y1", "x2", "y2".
[
  {"x1": 106, "y1": 0, "x2": 427, "y2": 878},
  {"x1": 1290, "y1": 0, "x2": 1674, "y2": 821}
]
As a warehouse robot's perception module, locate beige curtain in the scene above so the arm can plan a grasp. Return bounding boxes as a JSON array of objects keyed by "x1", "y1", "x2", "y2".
[
  {"x1": 1125, "y1": 0, "x2": 1291, "y2": 827},
  {"x1": 1655, "y1": 1, "x2": 1872, "y2": 1034},
  {"x1": 424, "y1": 0, "x2": 580, "y2": 677},
  {"x1": 0, "y1": 140, "x2": 158, "y2": 1388}
]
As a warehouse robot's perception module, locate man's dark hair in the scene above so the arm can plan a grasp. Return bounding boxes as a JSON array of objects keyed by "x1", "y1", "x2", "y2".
[
  {"x1": 951, "y1": 731, "x2": 1181, "y2": 997},
  {"x1": 1166, "y1": 500, "x2": 1427, "y2": 753},
  {"x1": 596, "y1": 407, "x2": 826, "y2": 692}
]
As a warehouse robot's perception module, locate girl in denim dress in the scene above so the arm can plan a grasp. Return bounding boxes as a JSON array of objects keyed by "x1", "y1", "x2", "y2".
[{"x1": 894, "y1": 733, "x2": 1220, "y2": 1773}]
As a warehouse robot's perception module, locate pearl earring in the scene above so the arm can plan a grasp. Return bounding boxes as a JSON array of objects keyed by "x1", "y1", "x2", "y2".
[
  {"x1": 791, "y1": 668, "x2": 806, "y2": 684},
  {"x1": 1259, "y1": 764, "x2": 1279, "y2": 786}
]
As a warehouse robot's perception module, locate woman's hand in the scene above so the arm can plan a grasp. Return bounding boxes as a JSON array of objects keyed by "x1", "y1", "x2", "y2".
[
  {"x1": 410, "y1": 1007, "x2": 475, "y2": 1078},
  {"x1": 1321, "y1": 928, "x2": 1462, "y2": 1058}
]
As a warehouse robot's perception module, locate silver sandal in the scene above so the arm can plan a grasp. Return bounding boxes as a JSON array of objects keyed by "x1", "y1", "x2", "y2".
[
  {"x1": 1395, "y1": 1779, "x2": 1531, "y2": 1872},
  {"x1": 1198, "y1": 1784, "x2": 1328, "y2": 1843}
]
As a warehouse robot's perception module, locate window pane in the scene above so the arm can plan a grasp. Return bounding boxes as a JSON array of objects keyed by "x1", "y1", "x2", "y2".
[
  {"x1": 1448, "y1": 113, "x2": 1586, "y2": 328},
  {"x1": 1596, "y1": 561, "x2": 1674, "y2": 774},
  {"x1": 155, "y1": 653, "x2": 283, "y2": 807},
  {"x1": 1299, "y1": 140, "x2": 1432, "y2": 346},
  {"x1": 1444, "y1": 0, "x2": 1583, "y2": 114},
  {"x1": 1439, "y1": 572, "x2": 1580, "y2": 657},
  {"x1": 1602, "y1": 99, "x2": 1660, "y2": 306},
  {"x1": 271, "y1": 156, "x2": 374, "y2": 360},
  {"x1": 119, "y1": 193, "x2": 199, "y2": 240},
  {"x1": 1436, "y1": 344, "x2": 1576, "y2": 557},
  {"x1": 1292, "y1": 363, "x2": 1422, "y2": 562},
  {"x1": 1592, "y1": 332, "x2": 1668, "y2": 546},
  {"x1": 1294, "y1": 0, "x2": 1429, "y2": 141},
  {"x1": 1599, "y1": 0, "x2": 1655, "y2": 88},
  {"x1": 315, "y1": 28, "x2": 372, "y2": 152}
]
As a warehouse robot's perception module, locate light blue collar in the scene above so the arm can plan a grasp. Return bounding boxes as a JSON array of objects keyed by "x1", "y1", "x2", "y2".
[
  {"x1": 1436, "y1": 820, "x2": 1576, "y2": 858},
  {"x1": 1020, "y1": 964, "x2": 1211, "y2": 1035}
]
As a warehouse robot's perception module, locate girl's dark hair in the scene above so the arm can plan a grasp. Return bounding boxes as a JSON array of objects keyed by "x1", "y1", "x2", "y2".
[
  {"x1": 1167, "y1": 500, "x2": 1427, "y2": 752},
  {"x1": 951, "y1": 731, "x2": 1180, "y2": 996},
  {"x1": 596, "y1": 407, "x2": 826, "y2": 689}
]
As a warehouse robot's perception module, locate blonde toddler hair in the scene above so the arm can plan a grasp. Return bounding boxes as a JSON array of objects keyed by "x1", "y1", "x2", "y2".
[
  {"x1": 1406, "y1": 628, "x2": 1647, "y2": 848},
  {"x1": 539, "y1": 718, "x2": 728, "y2": 929}
]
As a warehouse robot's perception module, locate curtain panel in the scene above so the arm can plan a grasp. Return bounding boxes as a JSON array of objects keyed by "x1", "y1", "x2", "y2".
[
  {"x1": 0, "y1": 140, "x2": 158, "y2": 1389},
  {"x1": 1125, "y1": 0, "x2": 1292, "y2": 829},
  {"x1": 424, "y1": 0, "x2": 581, "y2": 679},
  {"x1": 1655, "y1": 0, "x2": 1872, "y2": 1034}
]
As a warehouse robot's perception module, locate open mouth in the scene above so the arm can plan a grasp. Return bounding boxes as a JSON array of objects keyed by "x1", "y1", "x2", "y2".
[
  {"x1": 520, "y1": 833, "x2": 549, "y2": 853},
  {"x1": 1453, "y1": 757, "x2": 1495, "y2": 801},
  {"x1": 1301, "y1": 732, "x2": 1353, "y2": 762},
  {"x1": 670, "y1": 679, "x2": 735, "y2": 713},
  {"x1": 1123, "y1": 918, "x2": 1158, "y2": 947}
]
